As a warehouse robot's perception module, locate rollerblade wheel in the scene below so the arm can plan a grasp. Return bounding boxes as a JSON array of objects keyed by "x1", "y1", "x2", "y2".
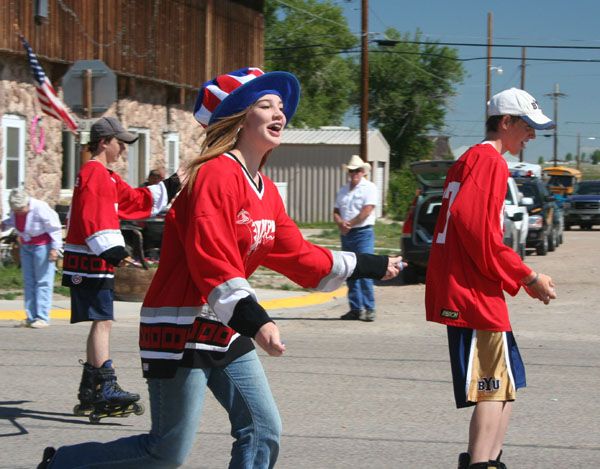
[
  {"x1": 73, "y1": 404, "x2": 91, "y2": 416},
  {"x1": 89, "y1": 413, "x2": 101, "y2": 424},
  {"x1": 133, "y1": 403, "x2": 145, "y2": 416}
]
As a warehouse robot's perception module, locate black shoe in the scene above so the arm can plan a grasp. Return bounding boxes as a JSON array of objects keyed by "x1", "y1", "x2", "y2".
[
  {"x1": 340, "y1": 310, "x2": 361, "y2": 320},
  {"x1": 458, "y1": 452, "x2": 470, "y2": 469},
  {"x1": 37, "y1": 447, "x2": 56, "y2": 469},
  {"x1": 363, "y1": 309, "x2": 376, "y2": 322}
]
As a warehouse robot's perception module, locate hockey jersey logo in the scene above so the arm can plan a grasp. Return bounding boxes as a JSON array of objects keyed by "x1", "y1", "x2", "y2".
[{"x1": 236, "y1": 209, "x2": 275, "y2": 254}]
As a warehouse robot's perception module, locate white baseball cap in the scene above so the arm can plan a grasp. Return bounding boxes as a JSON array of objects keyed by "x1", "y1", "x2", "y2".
[{"x1": 488, "y1": 88, "x2": 555, "y2": 130}]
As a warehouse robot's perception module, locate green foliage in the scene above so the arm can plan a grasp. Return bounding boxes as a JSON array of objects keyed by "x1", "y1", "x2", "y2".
[
  {"x1": 538, "y1": 156, "x2": 545, "y2": 165},
  {"x1": 565, "y1": 152, "x2": 573, "y2": 162},
  {"x1": 265, "y1": 0, "x2": 358, "y2": 127},
  {"x1": 367, "y1": 29, "x2": 464, "y2": 169},
  {"x1": 591, "y1": 150, "x2": 600, "y2": 165},
  {"x1": 386, "y1": 168, "x2": 418, "y2": 220},
  {"x1": 0, "y1": 265, "x2": 22, "y2": 290},
  {"x1": 0, "y1": 265, "x2": 69, "y2": 297}
]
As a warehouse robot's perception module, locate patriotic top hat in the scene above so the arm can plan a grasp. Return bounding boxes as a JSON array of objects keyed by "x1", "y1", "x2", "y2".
[{"x1": 193, "y1": 67, "x2": 300, "y2": 128}]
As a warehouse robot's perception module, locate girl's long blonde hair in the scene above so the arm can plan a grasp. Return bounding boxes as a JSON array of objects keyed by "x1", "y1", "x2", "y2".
[{"x1": 184, "y1": 106, "x2": 274, "y2": 193}]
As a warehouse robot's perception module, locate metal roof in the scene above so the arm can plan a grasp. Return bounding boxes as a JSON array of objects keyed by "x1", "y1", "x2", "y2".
[{"x1": 281, "y1": 127, "x2": 383, "y2": 145}]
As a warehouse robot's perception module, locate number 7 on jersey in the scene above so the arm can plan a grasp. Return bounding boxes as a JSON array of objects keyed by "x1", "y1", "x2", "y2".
[{"x1": 435, "y1": 181, "x2": 461, "y2": 244}]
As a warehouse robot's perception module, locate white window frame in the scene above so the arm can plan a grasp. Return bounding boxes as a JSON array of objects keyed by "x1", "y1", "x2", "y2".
[
  {"x1": 2, "y1": 114, "x2": 26, "y2": 216},
  {"x1": 164, "y1": 132, "x2": 180, "y2": 175},
  {"x1": 128, "y1": 128, "x2": 151, "y2": 187}
]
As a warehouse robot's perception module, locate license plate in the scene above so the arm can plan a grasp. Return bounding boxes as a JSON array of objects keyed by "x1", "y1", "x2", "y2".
[{"x1": 581, "y1": 215, "x2": 591, "y2": 220}]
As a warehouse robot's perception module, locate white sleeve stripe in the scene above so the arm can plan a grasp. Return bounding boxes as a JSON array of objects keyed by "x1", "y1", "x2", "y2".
[
  {"x1": 148, "y1": 183, "x2": 169, "y2": 216},
  {"x1": 207, "y1": 277, "x2": 257, "y2": 325},
  {"x1": 140, "y1": 351, "x2": 184, "y2": 360},
  {"x1": 316, "y1": 250, "x2": 356, "y2": 292},
  {"x1": 86, "y1": 230, "x2": 125, "y2": 256}
]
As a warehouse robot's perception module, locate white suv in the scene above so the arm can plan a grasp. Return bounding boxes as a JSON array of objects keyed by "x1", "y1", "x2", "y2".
[{"x1": 504, "y1": 177, "x2": 529, "y2": 259}]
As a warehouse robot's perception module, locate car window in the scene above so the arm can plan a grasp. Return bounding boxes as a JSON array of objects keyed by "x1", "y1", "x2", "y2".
[
  {"x1": 547, "y1": 175, "x2": 574, "y2": 187},
  {"x1": 575, "y1": 183, "x2": 600, "y2": 195},
  {"x1": 505, "y1": 185, "x2": 515, "y2": 205}
]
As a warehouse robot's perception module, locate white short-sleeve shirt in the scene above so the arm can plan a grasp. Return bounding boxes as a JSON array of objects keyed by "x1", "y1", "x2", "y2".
[{"x1": 334, "y1": 178, "x2": 378, "y2": 227}]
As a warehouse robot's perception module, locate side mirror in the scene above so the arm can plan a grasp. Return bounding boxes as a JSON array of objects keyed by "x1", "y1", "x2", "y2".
[
  {"x1": 510, "y1": 212, "x2": 524, "y2": 222},
  {"x1": 521, "y1": 197, "x2": 534, "y2": 206}
]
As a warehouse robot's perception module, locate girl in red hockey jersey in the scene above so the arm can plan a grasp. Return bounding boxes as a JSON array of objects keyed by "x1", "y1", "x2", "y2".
[{"x1": 40, "y1": 68, "x2": 403, "y2": 469}]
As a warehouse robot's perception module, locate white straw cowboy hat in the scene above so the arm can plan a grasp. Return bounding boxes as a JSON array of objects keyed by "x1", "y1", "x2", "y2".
[{"x1": 343, "y1": 154, "x2": 371, "y2": 173}]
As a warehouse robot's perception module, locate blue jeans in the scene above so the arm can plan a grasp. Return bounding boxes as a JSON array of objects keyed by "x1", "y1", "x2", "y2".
[
  {"x1": 49, "y1": 350, "x2": 281, "y2": 468},
  {"x1": 341, "y1": 226, "x2": 375, "y2": 311},
  {"x1": 20, "y1": 243, "x2": 55, "y2": 323}
]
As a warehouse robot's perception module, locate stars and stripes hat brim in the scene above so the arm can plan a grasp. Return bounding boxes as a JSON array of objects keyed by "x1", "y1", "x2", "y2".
[{"x1": 193, "y1": 67, "x2": 300, "y2": 128}]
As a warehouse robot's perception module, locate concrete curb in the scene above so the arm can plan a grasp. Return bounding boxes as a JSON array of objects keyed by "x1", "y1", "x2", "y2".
[{"x1": 0, "y1": 286, "x2": 348, "y2": 321}]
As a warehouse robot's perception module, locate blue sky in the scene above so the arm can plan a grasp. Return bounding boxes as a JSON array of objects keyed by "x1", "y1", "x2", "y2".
[{"x1": 339, "y1": 0, "x2": 600, "y2": 162}]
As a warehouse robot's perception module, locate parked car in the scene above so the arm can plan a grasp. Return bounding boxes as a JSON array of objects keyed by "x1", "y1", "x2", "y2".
[
  {"x1": 563, "y1": 180, "x2": 600, "y2": 230},
  {"x1": 514, "y1": 176, "x2": 563, "y2": 255},
  {"x1": 400, "y1": 160, "x2": 526, "y2": 283},
  {"x1": 505, "y1": 177, "x2": 529, "y2": 259}
]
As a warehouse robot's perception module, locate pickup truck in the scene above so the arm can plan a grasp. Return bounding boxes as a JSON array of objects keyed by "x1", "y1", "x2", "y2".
[{"x1": 563, "y1": 180, "x2": 600, "y2": 230}]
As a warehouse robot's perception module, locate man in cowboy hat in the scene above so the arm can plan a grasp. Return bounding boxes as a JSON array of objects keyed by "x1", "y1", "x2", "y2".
[{"x1": 333, "y1": 154, "x2": 379, "y2": 322}]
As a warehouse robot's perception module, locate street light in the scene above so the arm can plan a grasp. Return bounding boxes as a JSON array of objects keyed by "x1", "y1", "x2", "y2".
[{"x1": 485, "y1": 65, "x2": 504, "y2": 118}]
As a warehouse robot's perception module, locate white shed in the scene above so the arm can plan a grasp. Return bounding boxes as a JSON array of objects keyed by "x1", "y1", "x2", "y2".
[{"x1": 263, "y1": 127, "x2": 390, "y2": 223}]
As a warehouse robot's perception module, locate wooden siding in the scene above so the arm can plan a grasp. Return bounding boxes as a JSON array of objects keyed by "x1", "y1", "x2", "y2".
[{"x1": 1, "y1": 0, "x2": 264, "y2": 88}]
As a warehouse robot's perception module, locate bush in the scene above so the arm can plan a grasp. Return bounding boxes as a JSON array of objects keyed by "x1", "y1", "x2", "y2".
[{"x1": 387, "y1": 168, "x2": 418, "y2": 220}]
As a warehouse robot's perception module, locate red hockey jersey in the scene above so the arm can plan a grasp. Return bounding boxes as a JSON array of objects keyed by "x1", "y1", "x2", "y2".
[
  {"x1": 62, "y1": 160, "x2": 167, "y2": 289},
  {"x1": 140, "y1": 153, "x2": 356, "y2": 378},
  {"x1": 425, "y1": 144, "x2": 531, "y2": 331}
]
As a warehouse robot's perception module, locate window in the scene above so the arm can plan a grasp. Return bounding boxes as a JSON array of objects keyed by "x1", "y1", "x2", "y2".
[
  {"x1": 164, "y1": 132, "x2": 179, "y2": 174},
  {"x1": 2, "y1": 115, "x2": 26, "y2": 215},
  {"x1": 128, "y1": 128, "x2": 150, "y2": 186}
]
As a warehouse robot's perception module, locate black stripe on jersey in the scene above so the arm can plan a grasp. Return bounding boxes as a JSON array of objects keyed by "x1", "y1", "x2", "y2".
[{"x1": 225, "y1": 152, "x2": 264, "y2": 193}]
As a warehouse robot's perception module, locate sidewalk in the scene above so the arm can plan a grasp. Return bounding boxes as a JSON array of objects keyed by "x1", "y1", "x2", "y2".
[{"x1": 0, "y1": 286, "x2": 348, "y2": 322}]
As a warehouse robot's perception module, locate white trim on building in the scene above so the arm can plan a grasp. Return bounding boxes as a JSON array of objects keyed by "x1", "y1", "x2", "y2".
[{"x1": 1, "y1": 114, "x2": 27, "y2": 216}]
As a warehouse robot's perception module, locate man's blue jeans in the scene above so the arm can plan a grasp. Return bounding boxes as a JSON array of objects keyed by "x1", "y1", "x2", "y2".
[
  {"x1": 49, "y1": 350, "x2": 282, "y2": 468},
  {"x1": 20, "y1": 243, "x2": 55, "y2": 323},
  {"x1": 341, "y1": 226, "x2": 375, "y2": 311}
]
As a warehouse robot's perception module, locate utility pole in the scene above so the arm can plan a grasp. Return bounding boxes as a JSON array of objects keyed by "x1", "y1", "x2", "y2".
[
  {"x1": 546, "y1": 83, "x2": 566, "y2": 167},
  {"x1": 485, "y1": 12, "x2": 493, "y2": 119},
  {"x1": 576, "y1": 132, "x2": 581, "y2": 170},
  {"x1": 359, "y1": 0, "x2": 368, "y2": 163},
  {"x1": 519, "y1": 47, "x2": 526, "y2": 162}
]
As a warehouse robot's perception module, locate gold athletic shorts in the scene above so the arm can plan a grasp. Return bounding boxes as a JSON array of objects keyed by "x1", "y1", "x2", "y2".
[{"x1": 447, "y1": 327, "x2": 526, "y2": 408}]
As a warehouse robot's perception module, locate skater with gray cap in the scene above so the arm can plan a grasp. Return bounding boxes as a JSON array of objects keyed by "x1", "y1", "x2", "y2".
[{"x1": 61, "y1": 116, "x2": 181, "y2": 423}]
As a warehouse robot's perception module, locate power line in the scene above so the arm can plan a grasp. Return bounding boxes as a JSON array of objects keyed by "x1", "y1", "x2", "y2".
[
  {"x1": 266, "y1": 47, "x2": 600, "y2": 64},
  {"x1": 383, "y1": 39, "x2": 600, "y2": 50},
  {"x1": 273, "y1": 0, "x2": 349, "y2": 28}
]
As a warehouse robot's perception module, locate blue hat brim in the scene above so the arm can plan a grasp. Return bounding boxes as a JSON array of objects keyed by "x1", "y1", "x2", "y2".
[
  {"x1": 209, "y1": 71, "x2": 300, "y2": 126},
  {"x1": 521, "y1": 115, "x2": 555, "y2": 130}
]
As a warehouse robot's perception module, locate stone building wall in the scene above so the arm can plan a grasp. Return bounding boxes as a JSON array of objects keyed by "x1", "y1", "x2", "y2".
[
  {"x1": 0, "y1": 55, "x2": 65, "y2": 209},
  {"x1": 1, "y1": 56, "x2": 205, "y2": 216}
]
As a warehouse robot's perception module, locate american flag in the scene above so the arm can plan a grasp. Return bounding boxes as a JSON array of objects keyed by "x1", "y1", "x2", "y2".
[{"x1": 19, "y1": 34, "x2": 78, "y2": 133}]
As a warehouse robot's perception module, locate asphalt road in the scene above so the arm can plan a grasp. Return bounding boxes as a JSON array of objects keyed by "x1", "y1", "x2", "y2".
[{"x1": 1, "y1": 230, "x2": 599, "y2": 468}]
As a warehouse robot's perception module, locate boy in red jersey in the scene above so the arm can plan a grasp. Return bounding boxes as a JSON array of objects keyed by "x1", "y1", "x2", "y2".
[
  {"x1": 63, "y1": 117, "x2": 181, "y2": 415},
  {"x1": 425, "y1": 88, "x2": 557, "y2": 469}
]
